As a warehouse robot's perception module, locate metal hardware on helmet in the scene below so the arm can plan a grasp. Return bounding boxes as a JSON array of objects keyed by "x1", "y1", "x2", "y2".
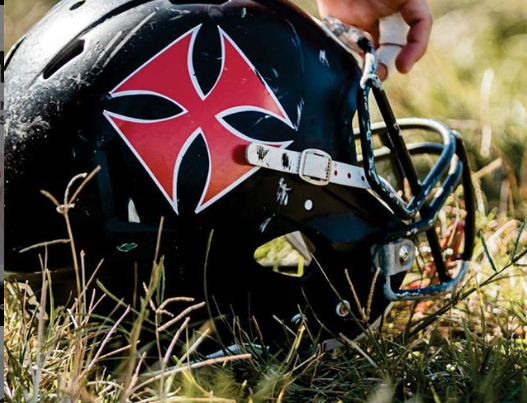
[
  {"x1": 298, "y1": 149, "x2": 332, "y2": 186},
  {"x1": 373, "y1": 239, "x2": 416, "y2": 278},
  {"x1": 335, "y1": 300, "x2": 352, "y2": 318}
]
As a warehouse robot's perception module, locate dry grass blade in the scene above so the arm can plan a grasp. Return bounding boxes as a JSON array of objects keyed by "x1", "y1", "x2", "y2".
[
  {"x1": 157, "y1": 302, "x2": 207, "y2": 333},
  {"x1": 19, "y1": 239, "x2": 71, "y2": 254},
  {"x1": 133, "y1": 354, "x2": 252, "y2": 392}
]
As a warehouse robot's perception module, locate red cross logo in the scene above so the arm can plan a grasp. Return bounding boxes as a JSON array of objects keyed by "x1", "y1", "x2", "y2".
[{"x1": 104, "y1": 25, "x2": 294, "y2": 213}]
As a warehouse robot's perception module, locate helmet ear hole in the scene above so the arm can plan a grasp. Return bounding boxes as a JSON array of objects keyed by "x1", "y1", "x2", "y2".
[{"x1": 254, "y1": 231, "x2": 315, "y2": 278}]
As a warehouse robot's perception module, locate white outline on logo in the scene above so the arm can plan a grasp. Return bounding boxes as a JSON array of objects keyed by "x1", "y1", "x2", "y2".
[{"x1": 104, "y1": 25, "x2": 295, "y2": 214}]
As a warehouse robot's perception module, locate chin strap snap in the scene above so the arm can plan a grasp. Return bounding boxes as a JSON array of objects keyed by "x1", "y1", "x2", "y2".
[
  {"x1": 322, "y1": 13, "x2": 409, "y2": 80},
  {"x1": 377, "y1": 13, "x2": 409, "y2": 79},
  {"x1": 246, "y1": 143, "x2": 371, "y2": 189}
]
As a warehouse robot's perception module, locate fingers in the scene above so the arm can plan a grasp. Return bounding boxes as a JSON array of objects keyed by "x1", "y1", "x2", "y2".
[
  {"x1": 377, "y1": 64, "x2": 388, "y2": 80},
  {"x1": 317, "y1": 0, "x2": 380, "y2": 39},
  {"x1": 316, "y1": 0, "x2": 433, "y2": 75},
  {"x1": 396, "y1": 0, "x2": 433, "y2": 73}
]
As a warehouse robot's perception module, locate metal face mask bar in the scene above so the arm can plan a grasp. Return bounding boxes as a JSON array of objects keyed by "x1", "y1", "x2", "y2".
[{"x1": 352, "y1": 36, "x2": 476, "y2": 300}]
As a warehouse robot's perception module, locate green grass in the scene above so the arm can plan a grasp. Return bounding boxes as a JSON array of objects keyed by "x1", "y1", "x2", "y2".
[
  {"x1": 4, "y1": 0, "x2": 527, "y2": 401},
  {"x1": 4, "y1": 213, "x2": 527, "y2": 402}
]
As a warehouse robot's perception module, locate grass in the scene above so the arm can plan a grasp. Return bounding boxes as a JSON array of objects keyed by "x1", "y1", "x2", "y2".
[
  {"x1": 4, "y1": 0, "x2": 527, "y2": 401},
  {"x1": 4, "y1": 211, "x2": 527, "y2": 402}
]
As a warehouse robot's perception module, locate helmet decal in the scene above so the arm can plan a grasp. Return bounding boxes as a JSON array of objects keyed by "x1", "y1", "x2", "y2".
[{"x1": 104, "y1": 25, "x2": 295, "y2": 214}]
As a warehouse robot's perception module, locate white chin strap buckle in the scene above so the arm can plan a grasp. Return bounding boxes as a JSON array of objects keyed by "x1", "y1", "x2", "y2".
[
  {"x1": 299, "y1": 149, "x2": 332, "y2": 186},
  {"x1": 246, "y1": 143, "x2": 371, "y2": 190}
]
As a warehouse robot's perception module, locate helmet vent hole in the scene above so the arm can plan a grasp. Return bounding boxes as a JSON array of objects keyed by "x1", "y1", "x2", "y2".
[
  {"x1": 43, "y1": 39, "x2": 85, "y2": 80},
  {"x1": 254, "y1": 231, "x2": 315, "y2": 278},
  {"x1": 70, "y1": 1, "x2": 86, "y2": 10},
  {"x1": 169, "y1": 0, "x2": 229, "y2": 5}
]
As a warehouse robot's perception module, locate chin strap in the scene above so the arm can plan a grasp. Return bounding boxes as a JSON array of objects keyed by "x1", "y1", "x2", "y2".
[{"x1": 246, "y1": 143, "x2": 371, "y2": 189}]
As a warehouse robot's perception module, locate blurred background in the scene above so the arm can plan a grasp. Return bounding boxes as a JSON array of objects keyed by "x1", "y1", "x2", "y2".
[{"x1": 5, "y1": 0, "x2": 527, "y2": 218}]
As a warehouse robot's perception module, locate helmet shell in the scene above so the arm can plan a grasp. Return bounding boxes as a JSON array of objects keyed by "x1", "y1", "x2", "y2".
[{"x1": 6, "y1": 0, "x2": 402, "y2": 339}]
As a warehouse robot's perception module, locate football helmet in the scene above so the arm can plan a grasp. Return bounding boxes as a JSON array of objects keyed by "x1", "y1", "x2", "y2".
[{"x1": 5, "y1": 0, "x2": 475, "y2": 345}]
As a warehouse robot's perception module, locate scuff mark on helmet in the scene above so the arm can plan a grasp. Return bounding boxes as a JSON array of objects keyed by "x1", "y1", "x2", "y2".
[
  {"x1": 256, "y1": 144, "x2": 270, "y2": 161},
  {"x1": 319, "y1": 50, "x2": 329, "y2": 67},
  {"x1": 276, "y1": 177, "x2": 291, "y2": 206},
  {"x1": 260, "y1": 216, "x2": 273, "y2": 233},
  {"x1": 295, "y1": 98, "x2": 304, "y2": 130},
  {"x1": 282, "y1": 152, "x2": 291, "y2": 170},
  {"x1": 94, "y1": 31, "x2": 124, "y2": 67},
  {"x1": 13, "y1": 116, "x2": 51, "y2": 139},
  {"x1": 102, "y1": 11, "x2": 157, "y2": 68}
]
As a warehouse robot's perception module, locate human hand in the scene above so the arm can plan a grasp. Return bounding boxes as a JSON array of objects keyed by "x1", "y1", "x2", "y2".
[{"x1": 317, "y1": 0, "x2": 432, "y2": 78}]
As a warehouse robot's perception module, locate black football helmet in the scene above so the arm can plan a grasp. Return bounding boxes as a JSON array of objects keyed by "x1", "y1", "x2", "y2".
[{"x1": 5, "y1": 0, "x2": 475, "y2": 346}]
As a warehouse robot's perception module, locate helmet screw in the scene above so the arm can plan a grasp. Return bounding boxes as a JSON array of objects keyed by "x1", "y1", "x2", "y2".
[
  {"x1": 399, "y1": 245, "x2": 411, "y2": 264},
  {"x1": 336, "y1": 300, "x2": 351, "y2": 317},
  {"x1": 291, "y1": 314, "x2": 305, "y2": 326}
]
